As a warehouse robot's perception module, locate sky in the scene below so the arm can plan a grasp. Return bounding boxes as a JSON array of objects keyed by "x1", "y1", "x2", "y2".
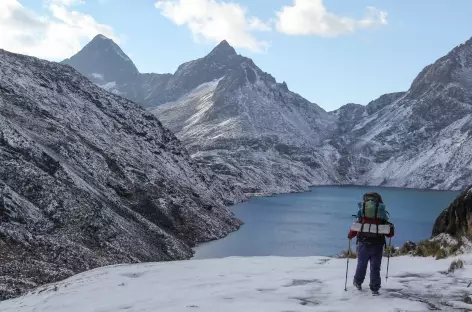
[{"x1": 1, "y1": 0, "x2": 472, "y2": 111}]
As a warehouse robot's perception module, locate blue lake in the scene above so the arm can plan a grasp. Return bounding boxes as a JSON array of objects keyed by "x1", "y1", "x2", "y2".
[{"x1": 193, "y1": 186, "x2": 460, "y2": 259}]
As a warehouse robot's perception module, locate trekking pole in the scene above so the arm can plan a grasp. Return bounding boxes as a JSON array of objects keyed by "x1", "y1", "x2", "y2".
[
  {"x1": 386, "y1": 237, "x2": 392, "y2": 281},
  {"x1": 344, "y1": 239, "x2": 351, "y2": 291}
]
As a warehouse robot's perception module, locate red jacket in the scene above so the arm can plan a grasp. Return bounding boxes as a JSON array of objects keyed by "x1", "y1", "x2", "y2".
[{"x1": 348, "y1": 217, "x2": 394, "y2": 239}]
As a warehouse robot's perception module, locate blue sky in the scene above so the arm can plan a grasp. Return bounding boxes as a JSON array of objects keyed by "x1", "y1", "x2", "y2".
[{"x1": 3, "y1": 0, "x2": 472, "y2": 111}]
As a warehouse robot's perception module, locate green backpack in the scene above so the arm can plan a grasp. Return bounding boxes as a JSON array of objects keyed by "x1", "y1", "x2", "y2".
[{"x1": 357, "y1": 192, "x2": 389, "y2": 221}]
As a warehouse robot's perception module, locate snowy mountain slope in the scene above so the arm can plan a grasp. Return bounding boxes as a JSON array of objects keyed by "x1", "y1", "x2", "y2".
[
  {"x1": 331, "y1": 92, "x2": 405, "y2": 135},
  {"x1": 365, "y1": 92, "x2": 406, "y2": 115},
  {"x1": 0, "y1": 48, "x2": 243, "y2": 299},
  {"x1": 2, "y1": 254, "x2": 472, "y2": 311},
  {"x1": 332, "y1": 103, "x2": 367, "y2": 134},
  {"x1": 327, "y1": 39, "x2": 472, "y2": 190},
  {"x1": 153, "y1": 43, "x2": 339, "y2": 195}
]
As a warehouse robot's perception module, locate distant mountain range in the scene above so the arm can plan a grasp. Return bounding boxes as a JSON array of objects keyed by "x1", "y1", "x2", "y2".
[{"x1": 63, "y1": 34, "x2": 472, "y2": 194}]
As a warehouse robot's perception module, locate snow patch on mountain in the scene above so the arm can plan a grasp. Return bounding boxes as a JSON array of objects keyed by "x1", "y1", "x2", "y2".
[
  {"x1": 112, "y1": 45, "x2": 132, "y2": 62},
  {"x1": 98, "y1": 81, "x2": 121, "y2": 94},
  {"x1": 155, "y1": 77, "x2": 224, "y2": 140}
]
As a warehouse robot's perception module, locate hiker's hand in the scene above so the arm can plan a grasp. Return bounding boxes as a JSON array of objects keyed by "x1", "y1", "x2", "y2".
[{"x1": 347, "y1": 231, "x2": 356, "y2": 239}]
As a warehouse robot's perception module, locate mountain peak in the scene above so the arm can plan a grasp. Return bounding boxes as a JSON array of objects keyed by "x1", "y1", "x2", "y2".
[
  {"x1": 409, "y1": 35, "x2": 472, "y2": 95},
  {"x1": 62, "y1": 34, "x2": 139, "y2": 83},
  {"x1": 86, "y1": 34, "x2": 122, "y2": 52},
  {"x1": 218, "y1": 39, "x2": 231, "y2": 47},
  {"x1": 207, "y1": 40, "x2": 237, "y2": 59},
  {"x1": 82, "y1": 34, "x2": 121, "y2": 52},
  {"x1": 93, "y1": 34, "x2": 111, "y2": 41}
]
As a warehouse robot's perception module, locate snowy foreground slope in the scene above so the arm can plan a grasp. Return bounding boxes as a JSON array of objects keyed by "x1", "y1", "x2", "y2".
[{"x1": 2, "y1": 254, "x2": 472, "y2": 312}]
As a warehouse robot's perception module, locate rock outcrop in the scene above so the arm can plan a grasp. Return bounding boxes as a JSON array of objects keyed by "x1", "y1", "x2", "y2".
[{"x1": 432, "y1": 186, "x2": 472, "y2": 237}]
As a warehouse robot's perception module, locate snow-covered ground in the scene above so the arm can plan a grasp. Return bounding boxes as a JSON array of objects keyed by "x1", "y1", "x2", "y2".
[{"x1": 1, "y1": 254, "x2": 471, "y2": 311}]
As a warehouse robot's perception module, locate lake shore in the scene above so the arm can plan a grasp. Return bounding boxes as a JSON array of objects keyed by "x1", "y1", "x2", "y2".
[{"x1": 192, "y1": 186, "x2": 460, "y2": 259}]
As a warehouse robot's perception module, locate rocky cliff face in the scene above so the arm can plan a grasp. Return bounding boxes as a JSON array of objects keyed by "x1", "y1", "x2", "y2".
[
  {"x1": 432, "y1": 186, "x2": 472, "y2": 237},
  {"x1": 0, "y1": 49, "x2": 243, "y2": 299}
]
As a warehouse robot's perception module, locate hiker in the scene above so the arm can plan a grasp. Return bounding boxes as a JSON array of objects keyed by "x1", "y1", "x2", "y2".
[{"x1": 347, "y1": 192, "x2": 394, "y2": 295}]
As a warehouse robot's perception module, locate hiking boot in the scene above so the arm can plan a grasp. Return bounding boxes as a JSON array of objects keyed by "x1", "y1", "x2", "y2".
[
  {"x1": 353, "y1": 281, "x2": 362, "y2": 290},
  {"x1": 372, "y1": 290, "x2": 379, "y2": 296}
]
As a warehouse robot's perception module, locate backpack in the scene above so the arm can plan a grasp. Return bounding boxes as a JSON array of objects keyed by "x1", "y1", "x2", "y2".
[
  {"x1": 351, "y1": 192, "x2": 393, "y2": 245},
  {"x1": 356, "y1": 192, "x2": 389, "y2": 221}
]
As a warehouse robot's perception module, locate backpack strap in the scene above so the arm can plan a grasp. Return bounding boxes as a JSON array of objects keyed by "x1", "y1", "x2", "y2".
[
  {"x1": 360, "y1": 205, "x2": 365, "y2": 234},
  {"x1": 374, "y1": 201, "x2": 379, "y2": 219}
]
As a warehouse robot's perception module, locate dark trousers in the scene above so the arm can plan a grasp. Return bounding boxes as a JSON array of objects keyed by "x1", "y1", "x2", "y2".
[{"x1": 354, "y1": 242, "x2": 383, "y2": 291}]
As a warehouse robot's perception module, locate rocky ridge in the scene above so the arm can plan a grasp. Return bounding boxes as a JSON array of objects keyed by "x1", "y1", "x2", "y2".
[
  {"x1": 0, "y1": 48, "x2": 243, "y2": 299},
  {"x1": 326, "y1": 38, "x2": 472, "y2": 190}
]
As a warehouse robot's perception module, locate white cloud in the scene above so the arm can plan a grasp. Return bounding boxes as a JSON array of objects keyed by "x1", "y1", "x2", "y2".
[
  {"x1": 275, "y1": 0, "x2": 388, "y2": 37},
  {"x1": 46, "y1": 0, "x2": 85, "y2": 5},
  {"x1": 0, "y1": 0, "x2": 119, "y2": 60},
  {"x1": 249, "y1": 17, "x2": 271, "y2": 32},
  {"x1": 155, "y1": 0, "x2": 270, "y2": 52}
]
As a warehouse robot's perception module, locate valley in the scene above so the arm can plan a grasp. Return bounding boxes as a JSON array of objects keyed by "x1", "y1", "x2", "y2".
[{"x1": 1, "y1": 27, "x2": 472, "y2": 306}]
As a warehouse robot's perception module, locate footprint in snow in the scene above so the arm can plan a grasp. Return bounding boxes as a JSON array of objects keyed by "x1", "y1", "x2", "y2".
[
  {"x1": 120, "y1": 272, "x2": 145, "y2": 278},
  {"x1": 284, "y1": 279, "x2": 322, "y2": 287},
  {"x1": 317, "y1": 258, "x2": 331, "y2": 265}
]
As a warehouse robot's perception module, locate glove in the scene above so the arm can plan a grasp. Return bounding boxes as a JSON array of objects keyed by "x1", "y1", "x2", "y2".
[
  {"x1": 348, "y1": 230, "x2": 357, "y2": 239},
  {"x1": 385, "y1": 224, "x2": 395, "y2": 238}
]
